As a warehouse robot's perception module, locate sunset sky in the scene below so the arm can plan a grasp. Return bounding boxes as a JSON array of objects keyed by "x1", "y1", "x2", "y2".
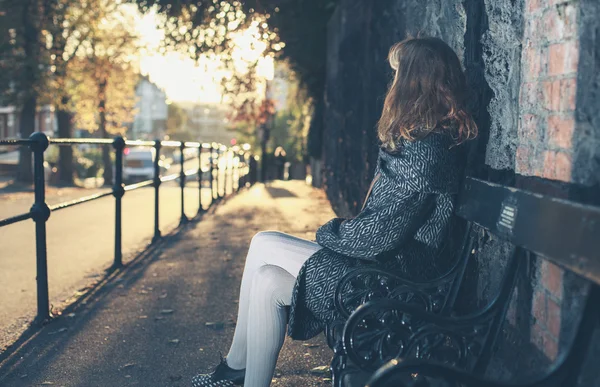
[{"x1": 131, "y1": 7, "x2": 274, "y2": 104}]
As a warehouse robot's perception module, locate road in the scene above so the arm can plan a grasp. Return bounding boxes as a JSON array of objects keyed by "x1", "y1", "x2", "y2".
[{"x1": 0, "y1": 156, "x2": 239, "y2": 350}]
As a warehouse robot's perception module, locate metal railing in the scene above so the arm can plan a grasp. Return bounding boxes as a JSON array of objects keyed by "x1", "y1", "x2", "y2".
[{"x1": 0, "y1": 132, "x2": 257, "y2": 323}]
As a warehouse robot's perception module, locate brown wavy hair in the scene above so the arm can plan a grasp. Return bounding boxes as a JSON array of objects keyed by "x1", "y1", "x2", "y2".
[{"x1": 378, "y1": 37, "x2": 477, "y2": 152}]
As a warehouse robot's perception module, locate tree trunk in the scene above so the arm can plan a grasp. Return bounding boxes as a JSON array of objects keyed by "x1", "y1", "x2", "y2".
[
  {"x1": 16, "y1": 96, "x2": 35, "y2": 183},
  {"x1": 56, "y1": 95, "x2": 74, "y2": 186},
  {"x1": 98, "y1": 77, "x2": 112, "y2": 186},
  {"x1": 260, "y1": 122, "x2": 270, "y2": 182},
  {"x1": 15, "y1": 0, "x2": 39, "y2": 184}
]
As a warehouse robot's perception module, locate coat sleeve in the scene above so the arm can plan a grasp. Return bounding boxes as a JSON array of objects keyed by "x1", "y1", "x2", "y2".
[{"x1": 315, "y1": 190, "x2": 435, "y2": 261}]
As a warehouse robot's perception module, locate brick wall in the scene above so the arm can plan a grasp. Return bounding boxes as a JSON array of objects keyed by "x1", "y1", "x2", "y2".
[
  {"x1": 516, "y1": 0, "x2": 587, "y2": 363},
  {"x1": 517, "y1": 0, "x2": 578, "y2": 181}
]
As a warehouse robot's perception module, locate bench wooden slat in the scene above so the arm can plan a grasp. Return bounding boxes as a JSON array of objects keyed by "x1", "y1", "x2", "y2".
[{"x1": 457, "y1": 177, "x2": 600, "y2": 285}]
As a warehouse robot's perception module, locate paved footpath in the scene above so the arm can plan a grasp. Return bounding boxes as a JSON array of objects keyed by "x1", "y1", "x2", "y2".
[{"x1": 0, "y1": 180, "x2": 337, "y2": 387}]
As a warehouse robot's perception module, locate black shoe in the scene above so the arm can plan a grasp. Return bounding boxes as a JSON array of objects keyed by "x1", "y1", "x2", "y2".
[{"x1": 191, "y1": 355, "x2": 246, "y2": 387}]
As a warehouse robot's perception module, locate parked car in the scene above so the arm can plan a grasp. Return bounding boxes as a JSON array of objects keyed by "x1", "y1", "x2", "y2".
[{"x1": 122, "y1": 148, "x2": 170, "y2": 183}]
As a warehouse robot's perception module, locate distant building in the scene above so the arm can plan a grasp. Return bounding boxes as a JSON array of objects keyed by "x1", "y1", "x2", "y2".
[
  {"x1": 0, "y1": 105, "x2": 57, "y2": 139},
  {"x1": 0, "y1": 106, "x2": 16, "y2": 139},
  {"x1": 131, "y1": 77, "x2": 168, "y2": 140},
  {"x1": 180, "y1": 102, "x2": 236, "y2": 145}
]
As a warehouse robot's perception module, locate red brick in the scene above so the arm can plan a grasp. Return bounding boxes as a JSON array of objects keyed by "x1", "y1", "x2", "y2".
[
  {"x1": 532, "y1": 289, "x2": 547, "y2": 325},
  {"x1": 544, "y1": 4, "x2": 578, "y2": 42},
  {"x1": 554, "y1": 151, "x2": 572, "y2": 181},
  {"x1": 543, "y1": 333, "x2": 559, "y2": 360},
  {"x1": 516, "y1": 146, "x2": 533, "y2": 175},
  {"x1": 525, "y1": 46, "x2": 542, "y2": 78},
  {"x1": 530, "y1": 319, "x2": 545, "y2": 350},
  {"x1": 543, "y1": 80, "x2": 561, "y2": 111},
  {"x1": 544, "y1": 9, "x2": 559, "y2": 42},
  {"x1": 548, "y1": 115, "x2": 575, "y2": 148},
  {"x1": 548, "y1": 41, "x2": 579, "y2": 76},
  {"x1": 543, "y1": 151, "x2": 558, "y2": 179},
  {"x1": 527, "y1": 0, "x2": 543, "y2": 13},
  {"x1": 519, "y1": 82, "x2": 540, "y2": 109},
  {"x1": 541, "y1": 260, "x2": 564, "y2": 299},
  {"x1": 547, "y1": 297, "x2": 562, "y2": 338},
  {"x1": 559, "y1": 77, "x2": 577, "y2": 111},
  {"x1": 524, "y1": 19, "x2": 540, "y2": 44},
  {"x1": 519, "y1": 114, "x2": 539, "y2": 140}
]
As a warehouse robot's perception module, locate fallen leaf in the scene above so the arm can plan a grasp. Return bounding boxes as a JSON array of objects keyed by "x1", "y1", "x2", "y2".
[
  {"x1": 138, "y1": 315, "x2": 148, "y2": 319},
  {"x1": 155, "y1": 316, "x2": 165, "y2": 321},
  {"x1": 310, "y1": 366, "x2": 330, "y2": 375},
  {"x1": 205, "y1": 321, "x2": 225, "y2": 330},
  {"x1": 168, "y1": 339, "x2": 180, "y2": 344},
  {"x1": 67, "y1": 313, "x2": 76, "y2": 318},
  {"x1": 160, "y1": 309, "x2": 174, "y2": 314},
  {"x1": 119, "y1": 363, "x2": 136, "y2": 371}
]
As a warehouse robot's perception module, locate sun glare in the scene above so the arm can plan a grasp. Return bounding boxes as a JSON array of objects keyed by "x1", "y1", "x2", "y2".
[{"x1": 128, "y1": 6, "x2": 274, "y2": 104}]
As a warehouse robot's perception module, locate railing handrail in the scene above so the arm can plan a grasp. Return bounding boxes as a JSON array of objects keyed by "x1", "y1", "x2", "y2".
[
  {"x1": 0, "y1": 132, "x2": 257, "y2": 324},
  {"x1": 0, "y1": 137, "x2": 222, "y2": 149}
]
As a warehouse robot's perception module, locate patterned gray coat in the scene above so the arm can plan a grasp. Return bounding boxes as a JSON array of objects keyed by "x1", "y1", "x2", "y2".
[{"x1": 287, "y1": 132, "x2": 465, "y2": 340}]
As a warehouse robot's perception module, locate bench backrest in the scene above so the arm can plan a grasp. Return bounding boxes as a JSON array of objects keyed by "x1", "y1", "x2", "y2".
[
  {"x1": 456, "y1": 177, "x2": 600, "y2": 286},
  {"x1": 455, "y1": 177, "x2": 600, "y2": 376}
]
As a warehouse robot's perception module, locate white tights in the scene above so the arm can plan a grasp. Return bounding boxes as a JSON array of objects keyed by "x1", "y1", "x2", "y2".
[{"x1": 225, "y1": 231, "x2": 322, "y2": 387}]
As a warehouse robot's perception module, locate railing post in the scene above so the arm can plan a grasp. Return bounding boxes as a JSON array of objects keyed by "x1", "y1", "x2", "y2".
[
  {"x1": 197, "y1": 144, "x2": 203, "y2": 215},
  {"x1": 29, "y1": 132, "x2": 51, "y2": 323},
  {"x1": 237, "y1": 153, "x2": 243, "y2": 191},
  {"x1": 215, "y1": 146, "x2": 221, "y2": 200},
  {"x1": 209, "y1": 145, "x2": 215, "y2": 203},
  {"x1": 179, "y1": 142, "x2": 188, "y2": 225},
  {"x1": 218, "y1": 147, "x2": 224, "y2": 199},
  {"x1": 229, "y1": 150, "x2": 234, "y2": 195},
  {"x1": 152, "y1": 139, "x2": 161, "y2": 243},
  {"x1": 112, "y1": 136, "x2": 125, "y2": 269}
]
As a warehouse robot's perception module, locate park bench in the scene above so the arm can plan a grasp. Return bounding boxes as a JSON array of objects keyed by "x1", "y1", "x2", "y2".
[{"x1": 326, "y1": 177, "x2": 600, "y2": 387}]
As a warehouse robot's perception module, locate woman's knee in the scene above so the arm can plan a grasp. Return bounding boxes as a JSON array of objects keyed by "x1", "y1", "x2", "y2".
[
  {"x1": 250, "y1": 231, "x2": 287, "y2": 249},
  {"x1": 251, "y1": 265, "x2": 294, "y2": 306}
]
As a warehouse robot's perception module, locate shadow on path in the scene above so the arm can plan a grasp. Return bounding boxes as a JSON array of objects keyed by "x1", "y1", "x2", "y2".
[{"x1": 0, "y1": 181, "x2": 336, "y2": 387}]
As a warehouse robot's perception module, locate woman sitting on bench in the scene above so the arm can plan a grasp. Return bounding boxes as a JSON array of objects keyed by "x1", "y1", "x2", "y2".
[{"x1": 192, "y1": 36, "x2": 477, "y2": 387}]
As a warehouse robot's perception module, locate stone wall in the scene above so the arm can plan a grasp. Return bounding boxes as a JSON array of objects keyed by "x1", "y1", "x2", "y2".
[{"x1": 321, "y1": 0, "x2": 599, "y2": 383}]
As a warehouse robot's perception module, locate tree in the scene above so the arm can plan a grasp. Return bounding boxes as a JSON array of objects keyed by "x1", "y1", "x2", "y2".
[
  {"x1": 45, "y1": 0, "x2": 119, "y2": 185},
  {"x1": 69, "y1": 2, "x2": 139, "y2": 185},
  {"x1": 132, "y1": 0, "x2": 337, "y2": 159},
  {"x1": 0, "y1": 0, "x2": 46, "y2": 183},
  {"x1": 0, "y1": 0, "x2": 113, "y2": 184}
]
